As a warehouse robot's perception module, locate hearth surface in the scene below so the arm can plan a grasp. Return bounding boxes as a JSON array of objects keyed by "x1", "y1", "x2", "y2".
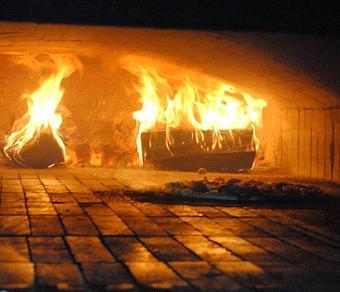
[{"x1": 0, "y1": 167, "x2": 340, "y2": 290}]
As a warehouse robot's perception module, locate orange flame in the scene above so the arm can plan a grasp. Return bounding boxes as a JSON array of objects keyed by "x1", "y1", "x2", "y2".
[
  {"x1": 4, "y1": 54, "x2": 81, "y2": 167},
  {"x1": 122, "y1": 55, "x2": 267, "y2": 165}
]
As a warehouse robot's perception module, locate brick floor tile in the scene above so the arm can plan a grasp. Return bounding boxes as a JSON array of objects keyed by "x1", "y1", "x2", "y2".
[
  {"x1": 58, "y1": 179, "x2": 91, "y2": 193},
  {"x1": 83, "y1": 203, "x2": 115, "y2": 216},
  {"x1": 21, "y1": 180, "x2": 45, "y2": 192},
  {"x1": 221, "y1": 207, "x2": 259, "y2": 218},
  {"x1": 191, "y1": 206, "x2": 230, "y2": 218},
  {"x1": 168, "y1": 260, "x2": 222, "y2": 279},
  {"x1": 0, "y1": 201, "x2": 27, "y2": 214},
  {"x1": 213, "y1": 218, "x2": 268, "y2": 237},
  {"x1": 81, "y1": 263, "x2": 137, "y2": 290},
  {"x1": 126, "y1": 261, "x2": 189, "y2": 289},
  {"x1": 257, "y1": 262, "x2": 317, "y2": 289},
  {"x1": 175, "y1": 235, "x2": 241, "y2": 263},
  {"x1": 122, "y1": 216, "x2": 167, "y2": 236},
  {"x1": 1, "y1": 192, "x2": 25, "y2": 201},
  {"x1": 282, "y1": 236, "x2": 340, "y2": 262},
  {"x1": 29, "y1": 237, "x2": 72, "y2": 263},
  {"x1": 0, "y1": 237, "x2": 30, "y2": 262},
  {"x1": 104, "y1": 237, "x2": 158, "y2": 262},
  {"x1": 214, "y1": 261, "x2": 274, "y2": 288},
  {"x1": 141, "y1": 237, "x2": 200, "y2": 261},
  {"x1": 210, "y1": 236, "x2": 282, "y2": 262},
  {"x1": 61, "y1": 215, "x2": 98, "y2": 235},
  {"x1": 181, "y1": 216, "x2": 235, "y2": 236},
  {"x1": 26, "y1": 192, "x2": 50, "y2": 202},
  {"x1": 44, "y1": 185, "x2": 69, "y2": 193},
  {"x1": 66, "y1": 236, "x2": 115, "y2": 262},
  {"x1": 133, "y1": 202, "x2": 173, "y2": 217},
  {"x1": 20, "y1": 174, "x2": 39, "y2": 179},
  {"x1": 72, "y1": 192, "x2": 102, "y2": 203},
  {"x1": 106, "y1": 202, "x2": 144, "y2": 217},
  {"x1": 152, "y1": 217, "x2": 201, "y2": 236},
  {"x1": 90, "y1": 215, "x2": 133, "y2": 235},
  {"x1": 54, "y1": 202, "x2": 85, "y2": 215},
  {"x1": 0, "y1": 263, "x2": 34, "y2": 289},
  {"x1": 0, "y1": 215, "x2": 30, "y2": 235},
  {"x1": 49, "y1": 193, "x2": 77, "y2": 203},
  {"x1": 2, "y1": 186, "x2": 23, "y2": 192},
  {"x1": 240, "y1": 218, "x2": 301, "y2": 237},
  {"x1": 78, "y1": 179, "x2": 109, "y2": 192},
  {"x1": 170, "y1": 261, "x2": 248, "y2": 291},
  {"x1": 96, "y1": 179, "x2": 124, "y2": 189},
  {"x1": 246, "y1": 237, "x2": 321, "y2": 262},
  {"x1": 40, "y1": 178, "x2": 64, "y2": 185},
  {"x1": 30, "y1": 215, "x2": 64, "y2": 236},
  {"x1": 27, "y1": 202, "x2": 57, "y2": 215},
  {"x1": 2, "y1": 174, "x2": 19, "y2": 179},
  {"x1": 36, "y1": 263, "x2": 85, "y2": 290},
  {"x1": 165, "y1": 205, "x2": 203, "y2": 217},
  {"x1": 269, "y1": 215, "x2": 340, "y2": 247},
  {"x1": 21, "y1": 178, "x2": 41, "y2": 185}
]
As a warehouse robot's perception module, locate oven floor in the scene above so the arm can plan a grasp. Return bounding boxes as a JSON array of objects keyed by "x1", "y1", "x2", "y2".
[{"x1": 0, "y1": 168, "x2": 340, "y2": 291}]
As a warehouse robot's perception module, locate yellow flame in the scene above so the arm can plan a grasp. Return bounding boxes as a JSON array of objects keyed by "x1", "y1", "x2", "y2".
[
  {"x1": 4, "y1": 54, "x2": 80, "y2": 167},
  {"x1": 123, "y1": 56, "x2": 267, "y2": 165}
]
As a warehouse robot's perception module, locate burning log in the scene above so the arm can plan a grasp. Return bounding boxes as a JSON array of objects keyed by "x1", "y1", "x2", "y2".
[
  {"x1": 8, "y1": 131, "x2": 64, "y2": 168},
  {"x1": 126, "y1": 56, "x2": 267, "y2": 169},
  {"x1": 141, "y1": 128, "x2": 256, "y2": 171},
  {"x1": 3, "y1": 54, "x2": 81, "y2": 168}
]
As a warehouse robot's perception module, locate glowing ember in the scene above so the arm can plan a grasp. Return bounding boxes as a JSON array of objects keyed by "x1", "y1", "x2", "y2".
[
  {"x1": 4, "y1": 54, "x2": 81, "y2": 168},
  {"x1": 122, "y1": 55, "x2": 267, "y2": 165}
]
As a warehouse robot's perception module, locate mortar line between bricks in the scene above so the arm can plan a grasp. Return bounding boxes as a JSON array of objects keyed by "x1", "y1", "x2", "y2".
[
  {"x1": 99, "y1": 239, "x2": 144, "y2": 291},
  {"x1": 61, "y1": 231, "x2": 91, "y2": 290},
  {"x1": 241, "y1": 234, "x2": 324, "y2": 265},
  {"x1": 20, "y1": 176, "x2": 38, "y2": 289}
]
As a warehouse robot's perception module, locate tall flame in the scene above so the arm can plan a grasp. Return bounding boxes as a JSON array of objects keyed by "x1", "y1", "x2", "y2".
[
  {"x1": 123, "y1": 56, "x2": 267, "y2": 165},
  {"x1": 4, "y1": 54, "x2": 81, "y2": 167}
]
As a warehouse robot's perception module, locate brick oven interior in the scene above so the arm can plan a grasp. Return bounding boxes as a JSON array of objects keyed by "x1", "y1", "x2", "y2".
[
  {"x1": 0, "y1": 22, "x2": 339, "y2": 181},
  {"x1": 0, "y1": 20, "x2": 340, "y2": 291}
]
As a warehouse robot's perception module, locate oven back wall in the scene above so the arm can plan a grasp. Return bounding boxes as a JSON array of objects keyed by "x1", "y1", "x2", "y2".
[{"x1": 0, "y1": 22, "x2": 339, "y2": 181}]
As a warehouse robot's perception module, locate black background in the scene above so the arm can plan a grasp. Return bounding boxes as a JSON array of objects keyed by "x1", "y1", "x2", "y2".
[{"x1": 0, "y1": 0, "x2": 339, "y2": 34}]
